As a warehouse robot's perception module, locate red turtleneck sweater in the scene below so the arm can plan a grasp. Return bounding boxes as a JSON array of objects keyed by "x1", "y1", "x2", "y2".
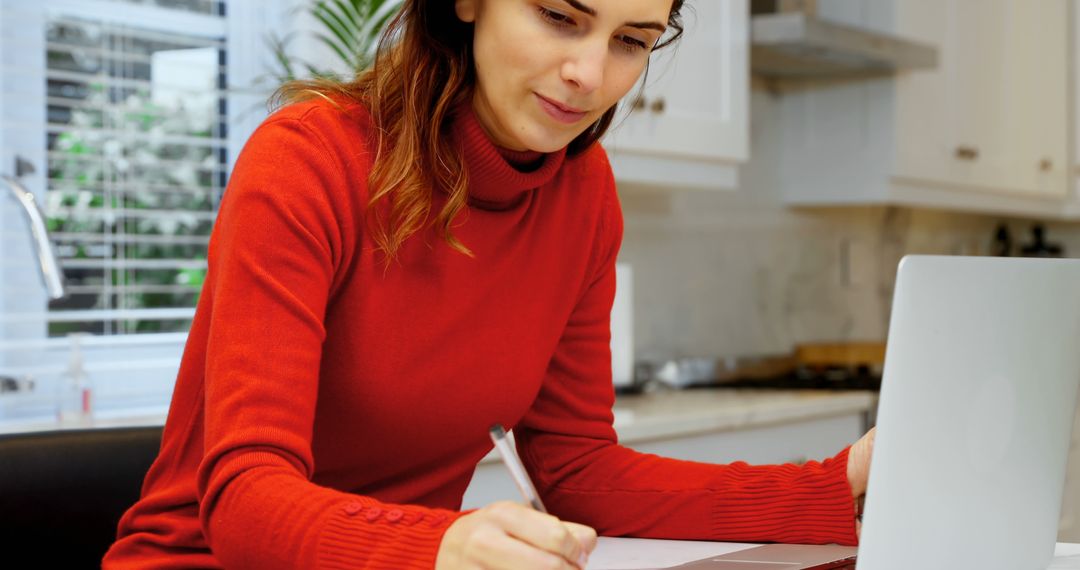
[{"x1": 102, "y1": 99, "x2": 858, "y2": 570}]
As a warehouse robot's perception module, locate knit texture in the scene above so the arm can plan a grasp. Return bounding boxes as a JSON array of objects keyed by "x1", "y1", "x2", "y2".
[{"x1": 103, "y1": 99, "x2": 858, "y2": 569}]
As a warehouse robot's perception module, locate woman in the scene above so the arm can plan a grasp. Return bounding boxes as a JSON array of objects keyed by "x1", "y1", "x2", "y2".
[{"x1": 104, "y1": 0, "x2": 875, "y2": 568}]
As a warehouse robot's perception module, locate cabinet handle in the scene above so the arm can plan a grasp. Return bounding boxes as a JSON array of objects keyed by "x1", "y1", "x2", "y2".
[
  {"x1": 1039, "y1": 158, "x2": 1053, "y2": 172},
  {"x1": 955, "y1": 146, "x2": 979, "y2": 161},
  {"x1": 630, "y1": 96, "x2": 646, "y2": 112},
  {"x1": 650, "y1": 98, "x2": 666, "y2": 114}
]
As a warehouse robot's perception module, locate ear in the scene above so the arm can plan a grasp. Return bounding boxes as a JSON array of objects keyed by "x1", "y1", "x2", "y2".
[{"x1": 454, "y1": 0, "x2": 477, "y2": 23}]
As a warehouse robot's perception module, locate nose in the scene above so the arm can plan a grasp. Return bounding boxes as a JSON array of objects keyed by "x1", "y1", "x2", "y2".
[{"x1": 561, "y1": 41, "x2": 605, "y2": 94}]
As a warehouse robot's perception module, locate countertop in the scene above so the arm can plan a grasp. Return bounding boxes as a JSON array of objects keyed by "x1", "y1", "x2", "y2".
[
  {"x1": 1, "y1": 389, "x2": 879, "y2": 454},
  {"x1": 610, "y1": 388, "x2": 876, "y2": 443},
  {"x1": 478, "y1": 388, "x2": 877, "y2": 464}
]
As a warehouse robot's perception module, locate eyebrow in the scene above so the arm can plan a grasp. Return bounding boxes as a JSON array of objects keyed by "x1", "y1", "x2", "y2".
[{"x1": 561, "y1": 0, "x2": 668, "y2": 32}]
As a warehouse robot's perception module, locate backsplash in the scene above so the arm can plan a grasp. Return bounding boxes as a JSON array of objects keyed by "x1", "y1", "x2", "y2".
[{"x1": 615, "y1": 90, "x2": 1080, "y2": 361}]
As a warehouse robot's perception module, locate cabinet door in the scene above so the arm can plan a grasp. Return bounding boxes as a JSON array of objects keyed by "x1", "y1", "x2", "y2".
[
  {"x1": 603, "y1": 0, "x2": 748, "y2": 162},
  {"x1": 894, "y1": 0, "x2": 1068, "y2": 197}
]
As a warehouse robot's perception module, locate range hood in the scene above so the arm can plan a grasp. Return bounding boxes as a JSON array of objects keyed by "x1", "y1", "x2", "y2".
[{"x1": 750, "y1": 0, "x2": 938, "y2": 79}]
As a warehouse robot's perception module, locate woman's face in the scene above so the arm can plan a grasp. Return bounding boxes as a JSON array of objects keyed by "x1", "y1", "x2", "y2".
[{"x1": 455, "y1": 0, "x2": 671, "y2": 152}]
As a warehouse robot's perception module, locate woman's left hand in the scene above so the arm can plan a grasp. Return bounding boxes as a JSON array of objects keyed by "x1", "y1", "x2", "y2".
[{"x1": 846, "y1": 426, "x2": 876, "y2": 537}]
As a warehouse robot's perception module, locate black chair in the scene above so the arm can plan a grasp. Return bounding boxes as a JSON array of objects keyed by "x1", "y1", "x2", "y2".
[{"x1": 0, "y1": 425, "x2": 162, "y2": 567}]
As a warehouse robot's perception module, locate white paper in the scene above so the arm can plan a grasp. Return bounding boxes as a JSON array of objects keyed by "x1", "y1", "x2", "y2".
[
  {"x1": 585, "y1": 537, "x2": 759, "y2": 570},
  {"x1": 586, "y1": 539, "x2": 1080, "y2": 570},
  {"x1": 1048, "y1": 543, "x2": 1080, "y2": 569}
]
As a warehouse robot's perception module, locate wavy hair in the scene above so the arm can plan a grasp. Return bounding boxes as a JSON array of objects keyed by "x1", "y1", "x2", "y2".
[{"x1": 271, "y1": 0, "x2": 686, "y2": 263}]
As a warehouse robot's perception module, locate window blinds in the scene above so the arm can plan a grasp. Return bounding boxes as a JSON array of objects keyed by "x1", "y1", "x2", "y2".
[
  {"x1": 0, "y1": 0, "x2": 255, "y2": 424},
  {"x1": 42, "y1": 11, "x2": 227, "y2": 336}
]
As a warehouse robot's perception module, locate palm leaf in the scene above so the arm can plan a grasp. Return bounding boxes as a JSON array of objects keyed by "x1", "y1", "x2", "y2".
[
  {"x1": 266, "y1": 33, "x2": 299, "y2": 82},
  {"x1": 314, "y1": 32, "x2": 358, "y2": 74},
  {"x1": 311, "y1": 2, "x2": 359, "y2": 55},
  {"x1": 263, "y1": 0, "x2": 404, "y2": 82}
]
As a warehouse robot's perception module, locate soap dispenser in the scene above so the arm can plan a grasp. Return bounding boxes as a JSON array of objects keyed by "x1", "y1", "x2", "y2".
[{"x1": 55, "y1": 332, "x2": 93, "y2": 424}]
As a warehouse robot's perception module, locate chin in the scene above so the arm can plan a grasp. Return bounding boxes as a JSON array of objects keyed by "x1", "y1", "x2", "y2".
[
  {"x1": 527, "y1": 139, "x2": 572, "y2": 153},
  {"x1": 520, "y1": 126, "x2": 581, "y2": 153}
]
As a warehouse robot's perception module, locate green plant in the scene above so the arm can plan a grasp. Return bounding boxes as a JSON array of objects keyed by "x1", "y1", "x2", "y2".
[
  {"x1": 267, "y1": 0, "x2": 404, "y2": 82},
  {"x1": 46, "y1": 78, "x2": 216, "y2": 334}
]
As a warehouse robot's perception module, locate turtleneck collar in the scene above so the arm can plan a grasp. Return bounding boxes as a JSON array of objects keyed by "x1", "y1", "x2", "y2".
[
  {"x1": 449, "y1": 101, "x2": 567, "y2": 209},
  {"x1": 496, "y1": 146, "x2": 545, "y2": 172}
]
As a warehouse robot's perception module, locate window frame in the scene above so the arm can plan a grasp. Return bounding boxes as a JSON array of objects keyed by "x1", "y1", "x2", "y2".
[{"x1": 0, "y1": 0, "x2": 287, "y2": 429}]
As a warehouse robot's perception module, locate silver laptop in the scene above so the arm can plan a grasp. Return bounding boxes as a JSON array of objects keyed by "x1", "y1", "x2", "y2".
[{"x1": 662, "y1": 255, "x2": 1080, "y2": 570}]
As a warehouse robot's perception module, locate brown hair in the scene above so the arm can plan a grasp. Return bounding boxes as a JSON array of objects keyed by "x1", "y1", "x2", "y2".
[{"x1": 271, "y1": 0, "x2": 686, "y2": 263}]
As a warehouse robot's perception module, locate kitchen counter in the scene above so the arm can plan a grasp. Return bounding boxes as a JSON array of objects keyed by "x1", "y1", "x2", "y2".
[
  {"x1": 1, "y1": 388, "x2": 878, "y2": 448},
  {"x1": 476, "y1": 388, "x2": 877, "y2": 465},
  {"x1": 0, "y1": 405, "x2": 169, "y2": 435},
  {"x1": 463, "y1": 388, "x2": 876, "y2": 507},
  {"x1": 610, "y1": 388, "x2": 876, "y2": 444},
  {"x1": 3, "y1": 388, "x2": 880, "y2": 513}
]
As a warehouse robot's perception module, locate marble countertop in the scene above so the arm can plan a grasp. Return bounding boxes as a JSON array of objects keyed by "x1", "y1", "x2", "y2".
[
  {"x1": 478, "y1": 388, "x2": 878, "y2": 465},
  {"x1": 611, "y1": 388, "x2": 877, "y2": 443}
]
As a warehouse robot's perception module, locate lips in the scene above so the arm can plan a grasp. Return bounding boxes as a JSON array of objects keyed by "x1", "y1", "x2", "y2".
[
  {"x1": 540, "y1": 95, "x2": 585, "y2": 114},
  {"x1": 536, "y1": 93, "x2": 587, "y2": 124}
]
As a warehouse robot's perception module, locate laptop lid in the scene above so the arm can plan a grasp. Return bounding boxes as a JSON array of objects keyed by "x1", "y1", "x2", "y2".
[
  {"x1": 590, "y1": 256, "x2": 1080, "y2": 570},
  {"x1": 856, "y1": 255, "x2": 1080, "y2": 570}
]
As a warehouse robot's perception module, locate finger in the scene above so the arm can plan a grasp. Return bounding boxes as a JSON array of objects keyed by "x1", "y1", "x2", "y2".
[
  {"x1": 468, "y1": 524, "x2": 578, "y2": 570},
  {"x1": 563, "y1": 521, "x2": 598, "y2": 554},
  {"x1": 490, "y1": 502, "x2": 586, "y2": 566}
]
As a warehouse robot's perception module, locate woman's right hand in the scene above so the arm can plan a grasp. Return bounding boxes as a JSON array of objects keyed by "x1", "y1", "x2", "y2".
[{"x1": 435, "y1": 501, "x2": 598, "y2": 569}]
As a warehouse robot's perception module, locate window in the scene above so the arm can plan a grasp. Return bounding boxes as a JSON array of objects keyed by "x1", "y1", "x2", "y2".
[
  {"x1": 45, "y1": 15, "x2": 225, "y2": 336},
  {"x1": 0, "y1": 0, "x2": 281, "y2": 427},
  {"x1": 113, "y1": 0, "x2": 225, "y2": 15}
]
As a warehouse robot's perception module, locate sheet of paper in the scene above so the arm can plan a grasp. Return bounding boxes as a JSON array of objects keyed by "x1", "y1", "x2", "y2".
[
  {"x1": 1048, "y1": 543, "x2": 1080, "y2": 569},
  {"x1": 586, "y1": 537, "x2": 759, "y2": 570},
  {"x1": 587, "y1": 540, "x2": 1080, "y2": 570}
]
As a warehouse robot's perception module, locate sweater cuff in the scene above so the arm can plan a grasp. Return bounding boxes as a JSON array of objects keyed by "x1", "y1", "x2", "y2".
[
  {"x1": 710, "y1": 446, "x2": 858, "y2": 546},
  {"x1": 317, "y1": 498, "x2": 467, "y2": 569}
]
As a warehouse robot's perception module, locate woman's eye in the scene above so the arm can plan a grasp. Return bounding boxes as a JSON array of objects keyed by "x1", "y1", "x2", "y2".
[
  {"x1": 616, "y1": 35, "x2": 649, "y2": 53},
  {"x1": 538, "y1": 7, "x2": 575, "y2": 28}
]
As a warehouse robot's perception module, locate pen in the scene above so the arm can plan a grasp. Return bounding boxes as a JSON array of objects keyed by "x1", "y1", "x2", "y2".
[{"x1": 488, "y1": 424, "x2": 548, "y2": 513}]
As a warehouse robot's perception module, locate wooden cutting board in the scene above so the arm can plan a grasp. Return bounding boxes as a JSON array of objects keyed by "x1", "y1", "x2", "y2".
[{"x1": 794, "y1": 342, "x2": 886, "y2": 367}]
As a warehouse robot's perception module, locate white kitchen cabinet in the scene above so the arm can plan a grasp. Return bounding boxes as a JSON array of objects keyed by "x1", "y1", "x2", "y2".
[
  {"x1": 893, "y1": 0, "x2": 1067, "y2": 198},
  {"x1": 602, "y1": 0, "x2": 748, "y2": 190},
  {"x1": 781, "y1": 0, "x2": 1077, "y2": 218},
  {"x1": 461, "y1": 409, "x2": 865, "y2": 510},
  {"x1": 1071, "y1": 1, "x2": 1080, "y2": 218}
]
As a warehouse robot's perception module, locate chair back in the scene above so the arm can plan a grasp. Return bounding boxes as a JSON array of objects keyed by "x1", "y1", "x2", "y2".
[{"x1": 0, "y1": 426, "x2": 162, "y2": 567}]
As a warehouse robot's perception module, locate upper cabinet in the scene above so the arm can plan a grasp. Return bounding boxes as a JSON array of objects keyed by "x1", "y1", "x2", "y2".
[
  {"x1": 603, "y1": 0, "x2": 748, "y2": 190},
  {"x1": 893, "y1": 0, "x2": 1067, "y2": 198},
  {"x1": 779, "y1": 0, "x2": 1079, "y2": 218}
]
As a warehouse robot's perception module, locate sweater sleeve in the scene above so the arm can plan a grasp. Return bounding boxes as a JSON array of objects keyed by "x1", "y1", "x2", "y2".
[
  {"x1": 513, "y1": 150, "x2": 859, "y2": 546},
  {"x1": 194, "y1": 110, "x2": 464, "y2": 569}
]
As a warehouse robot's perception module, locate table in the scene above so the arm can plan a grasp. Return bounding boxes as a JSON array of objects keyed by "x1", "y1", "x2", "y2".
[{"x1": 585, "y1": 537, "x2": 1080, "y2": 569}]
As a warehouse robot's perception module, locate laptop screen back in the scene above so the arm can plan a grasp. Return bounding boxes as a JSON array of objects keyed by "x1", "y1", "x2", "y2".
[{"x1": 856, "y1": 255, "x2": 1080, "y2": 570}]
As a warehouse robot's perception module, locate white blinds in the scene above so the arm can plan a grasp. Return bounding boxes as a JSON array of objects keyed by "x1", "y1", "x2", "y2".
[
  {"x1": 42, "y1": 12, "x2": 226, "y2": 336},
  {"x1": 0, "y1": 0, "x2": 279, "y2": 426},
  {"x1": 111, "y1": 0, "x2": 225, "y2": 15}
]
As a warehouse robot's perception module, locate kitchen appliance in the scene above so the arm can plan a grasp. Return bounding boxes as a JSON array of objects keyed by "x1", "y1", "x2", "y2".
[
  {"x1": 750, "y1": 0, "x2": 938, "y2": 79},
  {"x1": 610, "y1": 263, "x2": 634, "y2": 390},
  {"x1": 636, "y1": 342, "x2": 885, "y2": 392}
]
